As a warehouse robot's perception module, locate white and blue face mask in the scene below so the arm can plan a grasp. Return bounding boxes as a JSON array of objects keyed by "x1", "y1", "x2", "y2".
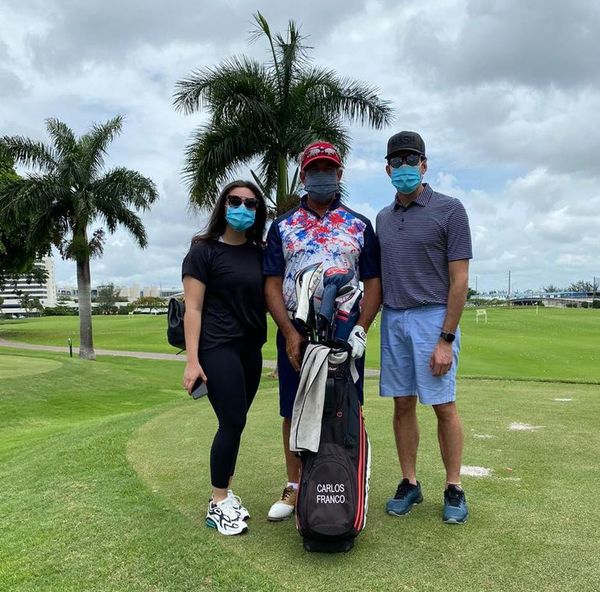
[{"x1": 304, "y1": 170, "x2": 339, "y2": 203}]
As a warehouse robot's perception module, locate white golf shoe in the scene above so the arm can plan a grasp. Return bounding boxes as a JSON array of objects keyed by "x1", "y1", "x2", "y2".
[{"x1": 267, "y1": 486, "x2": 297, "y2": 521}]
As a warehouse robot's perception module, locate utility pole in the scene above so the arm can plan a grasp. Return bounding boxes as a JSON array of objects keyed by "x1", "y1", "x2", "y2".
[
  {"x1": 475, "y1": 275, "x2": 478, "y2": 293},
  {"x1": 507, "y1": 270, "x2": 512, "y2": 306}
]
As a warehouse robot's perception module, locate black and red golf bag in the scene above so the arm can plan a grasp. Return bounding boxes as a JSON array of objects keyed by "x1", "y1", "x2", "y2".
[
  {"x1": 293, "y1": 263, "x2": 371, "y2": 553},
  {"x1": 295, "y1": 352, "x2": 370, "y2": 552}
]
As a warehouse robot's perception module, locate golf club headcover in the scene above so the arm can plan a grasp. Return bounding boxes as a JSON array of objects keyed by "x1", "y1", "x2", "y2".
[
  {"x1": 319, "y1": 266, "x2": 355, "y2": 329},
  {"x1": 294, "y1": 262, "x2": 323, "y2": 328},
  {"x1": 334, "y1": 286, "x2": 363, "y2": 341}
]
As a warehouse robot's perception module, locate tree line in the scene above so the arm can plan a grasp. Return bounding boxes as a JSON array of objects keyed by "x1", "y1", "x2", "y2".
[{"x1": 543, "y1": 281, "x2": 599, "y2": 293}]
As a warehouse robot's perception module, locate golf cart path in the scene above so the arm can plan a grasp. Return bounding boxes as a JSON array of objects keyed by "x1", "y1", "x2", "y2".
[{"x1": 0, "y1": 338, "x2": 380, "y2": 376}]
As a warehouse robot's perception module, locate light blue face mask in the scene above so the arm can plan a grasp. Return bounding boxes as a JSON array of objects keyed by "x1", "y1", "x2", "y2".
[
  {"x1": 304, "y1": 170, "x2": 339, "y2": 203},
  {"x1": 226, "y1": 205, "x2": 256, "y2": 232},
  {"x1": 391, "y1": 165, "x2": 421, "y2": 195}
]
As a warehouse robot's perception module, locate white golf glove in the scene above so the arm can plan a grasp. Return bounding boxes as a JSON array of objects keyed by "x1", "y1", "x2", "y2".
[{"x1": 347, "y1": 325, "x2": 367, "y2": 358}]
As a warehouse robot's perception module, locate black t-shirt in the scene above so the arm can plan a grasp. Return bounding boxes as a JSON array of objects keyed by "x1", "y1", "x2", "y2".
[{"x1": 181, "y1": 239, "x2": 267, "y2": 351}]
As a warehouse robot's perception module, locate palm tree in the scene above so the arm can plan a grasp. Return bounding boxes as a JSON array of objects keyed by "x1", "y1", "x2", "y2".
[
  {"x1": 0, "y1": 148, "x2": 50, "y2": 288},
  {"x1": 173, "y1": 12, "x2": 393, "y2": 214},
  {"x1": 0, "y1": 116, "x2": 158, "y2": 359}
]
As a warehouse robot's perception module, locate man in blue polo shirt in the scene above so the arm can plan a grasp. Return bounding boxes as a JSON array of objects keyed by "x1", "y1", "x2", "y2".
[
  {"x1": 264, "y1": 140, "x2": 381, "y2": 521},
  {"x1": 376, "y1": 131, "x2": 472, "y2": 524}
]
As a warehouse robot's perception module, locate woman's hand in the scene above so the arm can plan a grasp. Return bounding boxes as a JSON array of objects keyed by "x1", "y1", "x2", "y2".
[{"x1": 183, "y1": 361, "x2": 208, "y2": 394}]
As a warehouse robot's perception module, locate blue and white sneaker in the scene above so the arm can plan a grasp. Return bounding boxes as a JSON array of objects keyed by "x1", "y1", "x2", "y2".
[
  {"x1": 227, "y1": 489, "x2": 250, "y2": 521},
  {"x1": 206, "y1": 498, "x2": 248, "y2": 535},
  {"x1": 443, "y1": 485, "x2": 468, "y2": 524},
  {"x1": 386, "y1": 479, "x2": 423, "y2": 516}
]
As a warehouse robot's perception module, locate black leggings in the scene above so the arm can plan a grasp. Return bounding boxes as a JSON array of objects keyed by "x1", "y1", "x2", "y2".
[{"x1": 200, "y1": 342, "x2": 262, "y2": 489}]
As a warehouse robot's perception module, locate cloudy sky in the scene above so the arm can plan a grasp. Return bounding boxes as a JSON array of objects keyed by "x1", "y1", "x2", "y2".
[{"x1": 2, "y1": 0, "x2": 599, "y2": 293}]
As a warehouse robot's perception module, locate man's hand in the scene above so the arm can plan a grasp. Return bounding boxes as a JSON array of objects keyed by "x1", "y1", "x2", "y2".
[
  {"x1": 429, "y1": 340, "x2": 453, "y2": 376},
  {"x1": 284, "y1": 328, "x2": 305, "y2": 372},
  {"x1": 348, "y1": 325, "x2": 367, "y2": 358}
]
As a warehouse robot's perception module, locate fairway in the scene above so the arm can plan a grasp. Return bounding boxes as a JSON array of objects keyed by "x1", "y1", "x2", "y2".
[
  {"x1": 1, "y1": 343, "x2": 599, "y2": 591},
  {"x1": 2, "y1": 307, "x2": 600, "y2": 383}
]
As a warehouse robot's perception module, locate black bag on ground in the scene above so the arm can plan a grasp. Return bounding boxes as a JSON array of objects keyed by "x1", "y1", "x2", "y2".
[
  {"x1": 295, "y1": 355, "x2": 370, "y2": 553},
  {"x1": 167, "y1": 298, "x2": 185, "y2": 350}
]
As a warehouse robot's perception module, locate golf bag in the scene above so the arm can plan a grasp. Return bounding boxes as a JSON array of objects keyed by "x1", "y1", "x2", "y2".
[
  {"x1": 292, "y1": 263, "x2": 370, "y2": 553},
  {"x1": 296, "y1": 352, "x2": 370, "y2": 553}
]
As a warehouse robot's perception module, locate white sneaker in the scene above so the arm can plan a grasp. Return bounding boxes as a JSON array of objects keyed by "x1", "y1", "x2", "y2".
[
  {"x1": 267, "y1": 486, "x2": 297, "y2": 521},
  {"x1": 227, "y1": 489, "x2": 250, "y2": 520},
  {"x1": 206, "y1": 498, "x2": 248, "y2": 535}
]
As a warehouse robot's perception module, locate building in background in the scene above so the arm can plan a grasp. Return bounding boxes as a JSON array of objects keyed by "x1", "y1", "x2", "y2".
[{"x1": 0, "y1": 257, "x2": 57, "y2": 316}]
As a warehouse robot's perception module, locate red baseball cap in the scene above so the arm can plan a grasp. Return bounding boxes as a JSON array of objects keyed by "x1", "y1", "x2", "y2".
[{"x1": 300, "y1": 141, "x2": 342, "y2": 171}]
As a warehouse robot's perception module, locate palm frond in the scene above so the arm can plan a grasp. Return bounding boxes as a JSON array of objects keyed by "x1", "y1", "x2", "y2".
[
  {"x1": 93, "y1": 200, "x2": 148, "y2": 248},
  {"x1": 88, "y1": 228, "x2": 106, "y2": 257},
  {"x1": 0, "y1": 174, "x2": 62, "y2": 221},
  {"x1": 249, "y1": 170, "x2": 276, "y2": 208},
  {"x1": 274, "y1": 19, "x2": 310, "y2": 94},
  {"x1": 173, "y1": 57, "x2": 274, "y2": 123},
  {"x1": 183, "y1": 121, "x2": 265, "y2": 208},
  {"x1": 288, "y1": 166, "x2": 300, "y2": 195},
  {"x1": 292, "y1": 67, "x2": 393, "y2": 129},
  {"x1": 45, "y1": 118, "x2": 77, "y2": 160},
  {"x1": 328, "y1": 78, "x2": 393, "y2": 128},
  {"x1": 90, "y1": 167, "x2": 158, "y2": 212},
  {"x1": 255, "y1": 147, "x2": 280, "y2": 198},
  {"x1": 0, "y1": 136, "x2": 57, "y2": 172},
  {"x1": 80, "y1": 115, "x2": 124, "y2": 179},
  {"x1": 250, "y1": 11, "x2": 281, "y2": 86}
]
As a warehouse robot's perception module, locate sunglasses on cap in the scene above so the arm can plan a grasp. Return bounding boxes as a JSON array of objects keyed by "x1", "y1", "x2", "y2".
[
  {"x1": 227, "y1": 195, "x2": 260, "y2": 210},
  {"x1": 304, "y1": 146, "x2": 339, "y2": 159},
  {"x1": 388, "y1": 153, "x2": 422, "y2": 168}
]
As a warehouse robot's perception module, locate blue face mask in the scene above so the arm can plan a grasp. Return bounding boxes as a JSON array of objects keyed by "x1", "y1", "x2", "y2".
[
  {"x1": 391, "y1": 165, "x2": 422, "y2": 195},
  {"x1": 226, "y1": 205, "x2": 256, "y2": 232},
  {"x1": 304, "y1": 170, "x2": 339, "y2": 203}
]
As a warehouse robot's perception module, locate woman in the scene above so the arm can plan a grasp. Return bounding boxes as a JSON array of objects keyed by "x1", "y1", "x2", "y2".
[{"x1": 181, "y1": 180, "x2": 267, "y2": 536}]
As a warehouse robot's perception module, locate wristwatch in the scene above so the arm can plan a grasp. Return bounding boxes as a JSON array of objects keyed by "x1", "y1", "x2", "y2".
[{"x1": 440, "y1": 331, "x2": 456, "y2": 343}]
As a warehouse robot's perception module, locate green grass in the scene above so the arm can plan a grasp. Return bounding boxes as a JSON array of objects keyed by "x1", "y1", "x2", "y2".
[
  {"x1": 2, "y1": 307, "x2": 600, "y2": 382},
  {"x1": 1, "y1": 347, "x2": 600, "y2": 591},
  {"x1": 0, "y1": 314, "x2": 176, "y2": 354}
]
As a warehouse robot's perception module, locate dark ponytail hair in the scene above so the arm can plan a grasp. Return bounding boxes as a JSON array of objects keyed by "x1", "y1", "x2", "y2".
[{"x1": 191, "y1": 180, "x2": 267, "y2": 247}]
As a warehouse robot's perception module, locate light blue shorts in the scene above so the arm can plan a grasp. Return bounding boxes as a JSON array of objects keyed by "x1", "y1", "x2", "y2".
[{"x1": 380, "y1": 305, "x2": 461, "y2": 405}]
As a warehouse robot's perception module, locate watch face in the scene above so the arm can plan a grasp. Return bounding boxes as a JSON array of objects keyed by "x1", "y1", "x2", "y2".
[{"x1": 441, "y1": 332, "x2": 455, "y2": 343}]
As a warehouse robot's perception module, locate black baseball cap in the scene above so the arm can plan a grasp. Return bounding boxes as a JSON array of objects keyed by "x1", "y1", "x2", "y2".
[{"x1": 386, "y1": 131, "x2": 426, "y2": 159}]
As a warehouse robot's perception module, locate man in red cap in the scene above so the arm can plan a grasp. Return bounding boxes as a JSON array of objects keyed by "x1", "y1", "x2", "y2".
[{"x1": 263, "y1": 141, "x2": 382, "y2": 521}]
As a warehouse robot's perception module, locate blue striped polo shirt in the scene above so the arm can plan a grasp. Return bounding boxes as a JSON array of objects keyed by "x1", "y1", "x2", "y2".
[{"x1": 376, "y1": 184, "x2": 472, "y2": 310}]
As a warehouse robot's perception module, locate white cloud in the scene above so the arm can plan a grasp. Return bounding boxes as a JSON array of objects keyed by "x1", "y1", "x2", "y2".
[{"x1": 2, "y1": 0, "x2": 599, "y2": 292}]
